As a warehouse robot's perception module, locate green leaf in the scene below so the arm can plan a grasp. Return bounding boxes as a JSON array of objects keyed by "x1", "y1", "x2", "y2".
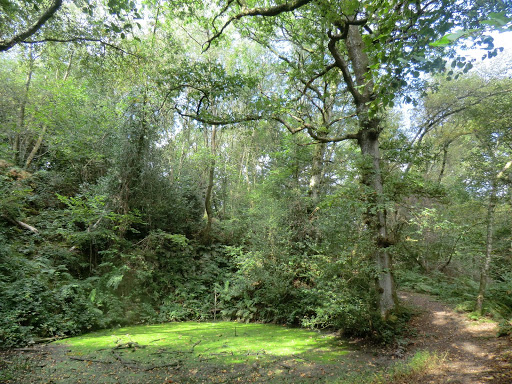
[
  {"x1": 430, "y1": 29, "x2": 478, "y2": 47},
  {"x1": 481, "y1": 12, "x2": 512, "y2": 30}
]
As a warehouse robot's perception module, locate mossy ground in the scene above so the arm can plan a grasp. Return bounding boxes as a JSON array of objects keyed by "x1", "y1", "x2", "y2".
[
  {"x1": 55, "y1": 321, "x2": 349, "y2": 364},
  {"x1": 0, "y1": 321, "x2": 434, "y2": 383}
]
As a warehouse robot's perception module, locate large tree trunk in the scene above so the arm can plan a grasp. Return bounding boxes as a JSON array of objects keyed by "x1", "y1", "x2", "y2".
[
  {"x1": 358, "y1": 126, "x2": 397, "y2": 319},
  {"x1": 345, "y1": 25, "x2": 397, "y2": 319},
  {"x1": 475, "y1": 178, "x2": 497, "y2": 315}
]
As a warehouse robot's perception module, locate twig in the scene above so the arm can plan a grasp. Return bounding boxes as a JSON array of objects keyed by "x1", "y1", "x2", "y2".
[
  {"x1": 144, "y1": 361, "x2": 181, "y2": 371},
  {"x1": 13, "y1": 348, "x2": 48, "y2": 354},
  {"x1": 209, "y1": 351, "x2": 234, "y2": 356},
  {"x1": 150, "y1": 349, "x2": 194, "y2": 356},
  {"x1": 22, "y1": 37, "x2": 141, "y2": 58},
  {"x1": 245, "y1": 349, "x2": 267, "y2": 356},
  {"x1": 189, "y1": 340, "x2": 202, "y2": 352},
  {"x1": 113, "y1": 342, "x2": 145, "y2": 350},
  {"x1": 111, "y1": 350, "x2": 138, "y2": 366},
  {"x1": 69, "y1": 357, "x2": 113, "y2": 364},
  {"x1": 292, "y1": 354, "x2": 314, "y2": 363}
]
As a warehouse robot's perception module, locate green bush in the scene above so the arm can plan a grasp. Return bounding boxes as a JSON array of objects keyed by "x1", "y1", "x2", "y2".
[{"x1": 0, "y1": 250, "x2": 103, "y2": 347}]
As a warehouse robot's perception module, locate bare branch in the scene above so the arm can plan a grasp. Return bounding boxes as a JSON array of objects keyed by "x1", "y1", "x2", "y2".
[
  {"x1": 0, "y1": 0, "x2": 63, "y2": 52},
  {"x1": 2, "y1": 215, "x2": 39, "y2": 233},
  {"x1": 246, "y1": 30, "x2": 336, "y2": 100},
  {"x1": 212, "y1": 0, "x2": 237, "y2": 30},
  {"x1": 414, "y1": 88, "x2": 512, "y2": 146}
]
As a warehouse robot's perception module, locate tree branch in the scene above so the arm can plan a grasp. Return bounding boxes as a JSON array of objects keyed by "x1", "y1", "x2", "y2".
[
  {"x1": 22, "y1": 37, "x2": 141, "y2": 58},
  {"x1": 325, "y1": 112, "x2": 357, "y2": 128},
  {"x1": 203, "y1": 0, "x2": 314, "y2": 51},
  {"x1": 272, "y1": 115, "x2": 358, "y2": 143},
  {"x1": 300, "y1": 63, "x2": 337, "y2": 97},
  {"x1": 306, "y1": 126, "x2": 359, "y2": 143},
  {"x1": 271, "y1": 116, "x2": 307, "y2": 134},
  {"x1": 2, "y1": 215, "x2": 39, "y2": 233},
  {"x1": 414, "y1": 88, "x2": 512, "y2": 146},
  {"x1": 327, "y1": 33, "x2": 362, "y2": 103},
  {"x1": 0, "y1": 0, "x2": 63, "y2": 52},
  {"x1": 175, "y1": 107, "x2": 262, "y2": 126}
]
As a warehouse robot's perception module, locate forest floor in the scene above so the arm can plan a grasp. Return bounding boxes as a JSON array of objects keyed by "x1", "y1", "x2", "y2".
[
  {"x1": 0, "y1": 292, "x2": 511, "y2": 384},
  {"x1": 396, "y1": 291, "x2": 512, "y2": 384}
]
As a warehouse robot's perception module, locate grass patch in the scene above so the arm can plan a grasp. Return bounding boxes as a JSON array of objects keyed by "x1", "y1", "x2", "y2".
[
  {"x1": 383, "y1": 350, "x2": 444, "y2": 383},
  {"x1": 55, "y1": 321, "x2": 349, "y2": 364},
  {"x1": 6, "y1": 321, "x2": 391, "y2": 383}
]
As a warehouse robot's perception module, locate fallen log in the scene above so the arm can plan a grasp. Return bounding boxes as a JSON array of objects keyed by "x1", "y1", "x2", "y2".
[{"x1": 2, "y1": 215, "x2": 39, "y2": 233}]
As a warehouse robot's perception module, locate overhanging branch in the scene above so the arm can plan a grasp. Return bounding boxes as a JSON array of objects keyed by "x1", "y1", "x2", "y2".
[
  {"x1": 176, "y1": 107, "x2": 263, "y2": 126},
  {"x1": 0, "y1": 0, "x2": 63, "y2": 52},
  {"x1": 22, "y1": 37, "x2": 141, "y2": 58},
  {"x1": 273, "y1": 115, "x2": 359, "y2": 143},
  {"x1": 203, "y1": 0, "x2": 314, "y2": 51},
  {"x1": 306, "y1": 126, "x2": 359, "y2": 143}
]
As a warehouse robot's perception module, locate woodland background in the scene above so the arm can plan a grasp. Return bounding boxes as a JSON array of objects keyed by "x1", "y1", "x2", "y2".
[{"x1": 1, "y1": 0, "x2": 512, "y2": 348}]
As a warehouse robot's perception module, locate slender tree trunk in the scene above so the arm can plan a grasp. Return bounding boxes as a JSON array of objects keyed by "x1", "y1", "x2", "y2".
[
  {"x1": 308, "y1": 141, "x2": 326, "y2": 202},
  {"x1": 14, "y1": 49, "x2": 34, "y2": 165},
  {"x1": 176, "y1": 118, "x2": 191, "y2": 181},
  {"x1": 204, "y1": 125, "x2": 217, "y2": 239},
  {"x1": 62, "y1": 50, "x2": 74, "y2": 81},
  {"x1": 475, "y1": 178, "x2": 497, "y2": 315},
  {"x1": 437, "y1": 140, "x2": 452, "y2": 183},
  {"x1": 510, "y1": 184, "x2": 512, "y2": 268},
  {"x1": 24, "y1": 125, "x2": 46, "y2": 169}
]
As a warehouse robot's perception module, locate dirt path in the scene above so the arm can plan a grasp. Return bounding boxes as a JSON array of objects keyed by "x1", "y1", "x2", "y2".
[{"x1": 399, "y1": 291, "x2": 512, "y2": 384}]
